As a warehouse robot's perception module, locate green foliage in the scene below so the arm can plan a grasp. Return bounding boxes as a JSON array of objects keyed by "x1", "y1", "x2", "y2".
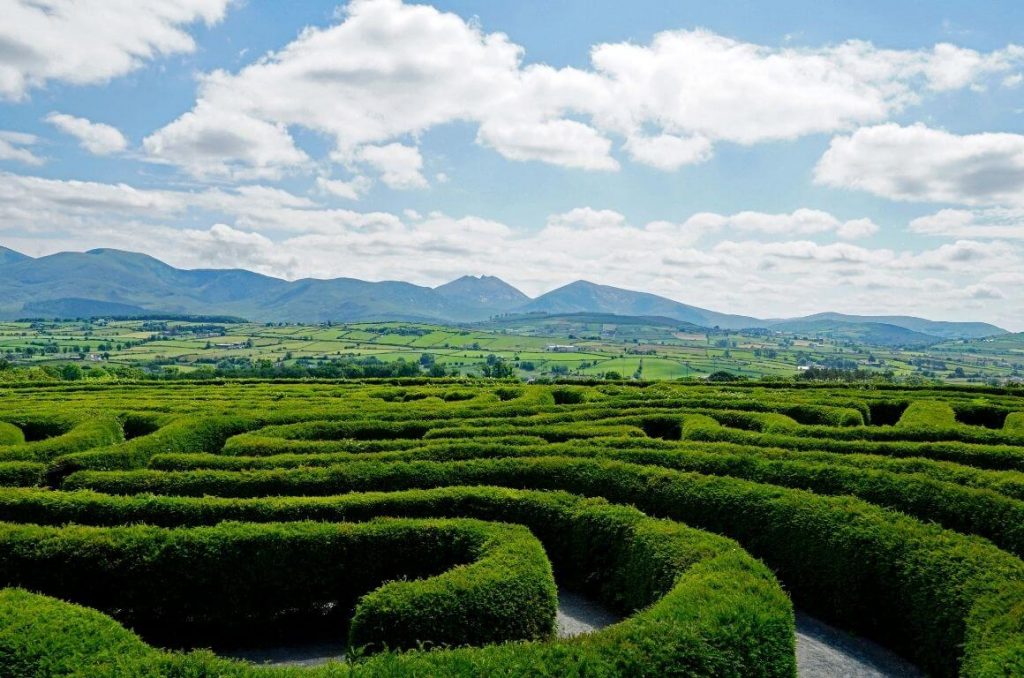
[
  {"x1": 0, "y1": 422, "x2": 24, "y2": 446},
  {"x1": 3, "y1": 380, "x2": 1024, "y2": 675},
  {"x1": 898, "y1": 401, "x2": 959, "y2": 429}
]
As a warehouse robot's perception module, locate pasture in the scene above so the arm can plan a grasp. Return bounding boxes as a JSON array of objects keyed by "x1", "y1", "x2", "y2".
[{"x1": 2, "y1": 317, "x2": 1023, "y2": 383}]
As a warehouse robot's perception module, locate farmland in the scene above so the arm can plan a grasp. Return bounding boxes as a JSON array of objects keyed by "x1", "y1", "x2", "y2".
[
  {"x1": 1, "y1": 315, "x2": 1022, "y2": 384},
  {"x1": 0, "y1": 379, "x2": 1023, "y2": 675}
]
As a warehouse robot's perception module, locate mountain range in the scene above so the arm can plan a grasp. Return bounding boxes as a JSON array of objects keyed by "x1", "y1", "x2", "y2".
[{"x1": 0, "y1": 246, "x2": 1006, "y2": 342}]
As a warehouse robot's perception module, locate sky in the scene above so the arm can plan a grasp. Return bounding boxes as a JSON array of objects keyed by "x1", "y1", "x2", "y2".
[{"x1": 1, "y1": 1, "x2": 1023, "y2": 329}]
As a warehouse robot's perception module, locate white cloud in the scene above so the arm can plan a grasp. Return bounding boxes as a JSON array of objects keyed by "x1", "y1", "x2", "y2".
[
  {"x1": 142, "y1": 0, "x2": 1024, "y2": 178},
  {"x1": 316, "y1": 175, "x2": 372, "y2": 200},
  {"x1": 476, "y1": 119, "x2": 618, "y2": 171},
  {"x1": 2, "y1": 169, "x2": 1019, "y2": 327},
  {"x1": 0, "y1": 130, "x2": 43, "y2": 165},
  {"x1": 0, "y1": 0, "x2": 232, "y2": 100},
  {"x1": 623, "y1": 134, "x2": 712, "y2": 171},
  {"x1": 45, "y1": 112, "x2": 127, "y2": 155},
  {"x1": 671, "y1": 208, "x2": 879, "y2": 241},
  {"x1": 909, "y1": 208, "x2": 1024, "y2": 239},
  {"x1": 815, "y1": 123, "x2": 1024, "y2": 206},
  {"x1": 142, "y1": 103, "x2": 310, "y2": 179},
  {"x1": 354, "y1": 143, "x2": 428, "y2": 189}
]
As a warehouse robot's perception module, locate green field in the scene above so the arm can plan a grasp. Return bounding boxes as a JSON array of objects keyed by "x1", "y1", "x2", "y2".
[
  {"x1": 2, "y1": 317, "x2": 1022, "y2": 385},
  {"x1": 0, "y1": 380, "x2": 1023, "y2": 674}
]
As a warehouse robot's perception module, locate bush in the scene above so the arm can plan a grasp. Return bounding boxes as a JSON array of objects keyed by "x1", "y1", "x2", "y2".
[
  {"x1": 0, "y1": 485, "x2": 793, "y2": 677},
  {"x1": 0, "y1": 517, "x2": 554, "y2": 651},
  {"x1": 63, "y1": 456, "x2": 1024, "y2": 676},
  {"x1": 898, "y1": 401, "x2": 959, "y2": 429},
  {"x1": 0, "y1": 422, "x2": 24, "y2": 446}
]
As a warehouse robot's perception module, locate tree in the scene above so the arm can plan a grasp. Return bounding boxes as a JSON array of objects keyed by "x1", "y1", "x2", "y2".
[
  {"x1": 482, "y1": 356, "x2": 515, "y2": 379},
  {"x1": 60, "y1": 364, "x2": 83, "y2": 381}
]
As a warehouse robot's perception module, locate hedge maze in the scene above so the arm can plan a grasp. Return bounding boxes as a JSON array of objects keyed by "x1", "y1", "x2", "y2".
[{"x1": 1, "y1": 380, "x2": 1024, "y2": 676}]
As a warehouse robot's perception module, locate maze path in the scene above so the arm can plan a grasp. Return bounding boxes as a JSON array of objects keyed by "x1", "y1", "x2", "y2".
[{"x1": 0, "y1": 381, "x2": 1023, "y2": 676}]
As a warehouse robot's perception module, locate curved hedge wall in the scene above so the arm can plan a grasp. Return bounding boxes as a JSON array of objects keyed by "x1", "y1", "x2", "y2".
[{"x1": 0, "y1": 380, "x2": 1022, "y2": 676}]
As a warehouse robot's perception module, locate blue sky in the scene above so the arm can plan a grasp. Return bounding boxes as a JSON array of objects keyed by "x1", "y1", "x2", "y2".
[{"x1": 1, "y1": 0, "x2": 1023, "y2": 327}]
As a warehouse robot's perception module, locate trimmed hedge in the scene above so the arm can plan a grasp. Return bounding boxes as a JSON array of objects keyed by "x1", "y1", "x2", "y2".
[
  {"x1": 47, "y1": 415, "x2": 254, "y2": 480},
  {"x1": 0, "y1": 422, "x2": 24, "y2": 446},
  {"x1": 0, "y1": 414, "x2": 123, "y2": 463},
  {"x1": 681, "y1": 413, "x2": 1024, "y2": 470},
  {"x1": 0, "y1": 516, "x2": 555, "y2": 652},
  {"x1": 0, "y1": 484, "x2": 794, "y2": 677},
  {"x1": 898, "y1": 401, "x2": 959, "y2": 429},
  {"x1": 0, "y1": 462, "x2": 45, "y2": 488},
  {"x1": 64, "y1": 456, "x2": 1024, "y2": 676}
]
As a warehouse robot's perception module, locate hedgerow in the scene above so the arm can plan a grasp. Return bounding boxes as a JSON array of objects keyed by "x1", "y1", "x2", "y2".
[
  {"x1": 0, "y1": 517, "x2": 554, "y2": 652},
  {"x1": 0, "y1": 422, "x2": 24, "y2": 446},
  {"x1": 0, "y1": 414, "x2": 123, "y2": 463},
  {"x1": 0, "y1": 485, "x2": 793, "y2": 676},
  {"x1": 1, "y1": 380, "x2": 1023, "y2": 676}
]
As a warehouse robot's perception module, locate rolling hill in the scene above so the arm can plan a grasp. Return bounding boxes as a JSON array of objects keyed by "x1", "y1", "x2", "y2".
[
  {"x1": 770, "y1": 312, "x2": 1002, "y2": 341},
  {"x1": 519, "y1": 280, "x2": 760, "y2": 329},
  {"x1": 0, "y1": 245, "x2": 1007, "y2": 342}
]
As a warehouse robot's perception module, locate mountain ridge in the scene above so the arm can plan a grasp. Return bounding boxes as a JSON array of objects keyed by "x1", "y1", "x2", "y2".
[{"x1": 0, "y1": 245, "x2": 1006, "y2": 339}]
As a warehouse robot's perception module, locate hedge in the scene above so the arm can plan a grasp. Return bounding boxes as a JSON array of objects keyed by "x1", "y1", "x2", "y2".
[
  {"x1": 0, "y1": 517, "x2": 554, "y2": 652},
  {"x1": 63, "y1": 456, "x2": 1024, "y2": 676},
  {"x1": 47, "y1": 415, "x2": 254, "y2": 480},
  {"x1": 681, "y1": 413, "x2": 1024, "y2": 471},
  {"x1": 0, "y1": 414, "x2": 123, "y2": 463},
  {"x1": 0, "y1": 486, "x2": 794, "y2": 677},
  {"x1": 0, "y1": 422, "x2": 24, "y2": 447},
  {"x1": 898, "y1": 401, "x2": 959, "y2": 429}
]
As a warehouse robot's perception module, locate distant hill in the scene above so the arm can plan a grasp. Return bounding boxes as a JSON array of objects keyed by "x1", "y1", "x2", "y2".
[
  {"x1": 20, "y1": 298, "x2": 150, "y2": 319},
  {"x1": 0, "y1": 245, "x2": 1007, "y2": 342},
  {"x1": 770, "y1": 312, "x2": 1002, "y2": 341},
  {"x1": 519, "y1": 281, "x2": 759, "y2": 329},
  {"x1": 0, "y1": 246, "x2": 31, "y2": 266},
  {"x1": 435, "y1": 275, "x2": 530, "y2": 313},
  {"x1": 768, "y1": 319, "x2": 946, "y2": 348}
]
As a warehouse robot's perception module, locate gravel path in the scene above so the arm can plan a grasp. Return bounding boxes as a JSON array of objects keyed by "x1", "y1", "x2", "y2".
[
  {"x1": 218, "y1": 592, "x2": 926, "y2": 676},
  {"x1": 556, "y1": 590, "x2": 622, "y2": 637},
  {"x1": 795, "y1": 612, "x2": 925, "y2": 677}
]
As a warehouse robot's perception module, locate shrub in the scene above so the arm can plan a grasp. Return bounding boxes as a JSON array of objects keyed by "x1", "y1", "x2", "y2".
[{"x1": 0, "y1": 422, "x2": 24, "y2": 446}]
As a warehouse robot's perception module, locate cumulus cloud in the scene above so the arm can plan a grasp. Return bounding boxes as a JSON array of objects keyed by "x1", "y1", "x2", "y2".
[
  {"x1": 45, "y1": 112, "x2": 127, "y2": 155},
  {"x1": 316, "y1": 175, "x2": 372, "y2": 200},
  {"x1": 0, "y1": 131, "x2": 43, "y2": 165},
  {"x1": 622, "y1": 134, "x2": 712, "y2": 171},
  {"x1": 909, "y1": 208, "x2": 1024, "y2": 239},
  {"x1": 669, "y1": 208, "x2": 879, "y2": 242},
  {"x1": 354, "y1": 143, "x2": 428, "y2": 189},
  {"x1": 141, "y1": 0, "x2": 1024, "y2": 178},
  {"x1": 476, "y1": 119, "x2": 618, "y2": 171},
  {"x1": 815, "y1": 123, "x2": 1024, "y2": 206},
  {"x1": 142, "y1": 103, "x2": 310, "y2": 179},
  {"x1": 2, "y1": 169, "x2": 1020, "y2": 326},
  {"x1": 0, "y1": 0, "x2": 232, "y2": 100}
]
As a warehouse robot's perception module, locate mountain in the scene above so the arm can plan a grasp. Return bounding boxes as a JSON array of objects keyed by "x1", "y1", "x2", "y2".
[
  {"x1": 769, "y1": 312, "x2": 1002, "y2": 341},
  {"x1": 518, "y1": 280, "x2": 760, "y2": 329},
  {"x1": 435, "y1": 275, "x2": 529, "y2": 313},
  {"x1": 767, "y1": 319, "x2": 945, "y2": 348},
  {"x1": 0, "y1": 246, "x2": 1007, "y2": 341},
  {"x1": 0, "y1": 248, "x2": 498, "y2": 323},
  {"x1": 0, "y1": 246, "x2": 31, "y2": 266}
]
